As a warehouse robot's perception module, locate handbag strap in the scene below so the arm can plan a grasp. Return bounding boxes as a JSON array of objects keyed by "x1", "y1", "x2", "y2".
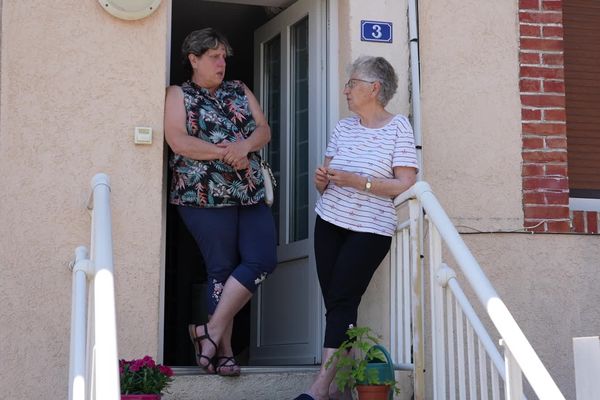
[{"x1": 261, "y1": 160, "x2": 277, "y2": 188}]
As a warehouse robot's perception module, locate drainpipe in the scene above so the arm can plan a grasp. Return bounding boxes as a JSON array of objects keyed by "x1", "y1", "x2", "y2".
[
  {"x1": 407, "y1": 2, "x2": 426, "y2": 400},
  {"x1": 408, "y1": 0, "x2": 423, "y2": 180}
]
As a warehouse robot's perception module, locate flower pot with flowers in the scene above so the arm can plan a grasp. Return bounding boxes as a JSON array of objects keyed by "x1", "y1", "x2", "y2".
[
  {"x1": 325, "y1": 326, "x2": 399, "y2": 400},
  {"x1": 119, "y1": 355, "x2": 174, "y2": 399}
]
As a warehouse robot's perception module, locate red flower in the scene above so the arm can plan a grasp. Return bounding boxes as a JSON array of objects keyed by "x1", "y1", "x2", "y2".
[
  {"x1": 119, "y1": 356, "x2": 174, "y2": 395},
  {"x1": 142, "y1": 355, "x2": 156, "y2": 368},
  {"x1": 159, "y1": 365, "x2": 174, "y2": 377}
]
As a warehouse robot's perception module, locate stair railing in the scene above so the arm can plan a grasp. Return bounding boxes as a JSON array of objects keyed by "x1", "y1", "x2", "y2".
[
  {"x1": 390, "y1": 181, "x2": 565, "y2": 400},
  {"x1": 68, "y1": 173, "x2": 120, "y2": 400}
]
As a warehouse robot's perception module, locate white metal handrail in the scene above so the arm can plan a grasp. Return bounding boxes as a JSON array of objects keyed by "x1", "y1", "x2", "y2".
[
  {"x1": 68, "y1": 173, "x2": 120, "y2": 400},
  {"x1": 392, "y1": 181, "x2": 565, "y2": 400}
]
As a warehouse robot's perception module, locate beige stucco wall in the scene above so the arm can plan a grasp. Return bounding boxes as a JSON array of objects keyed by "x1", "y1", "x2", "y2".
[
  {"x1": 419, "y1": 0, "x2": 524, "y2": 231},
  {"x1": 338, "y1": 0, "x2": 411, "y2": 119},
  {"x1": 463, "y1": 234, "x2": 600, "y2": 399},
  {"x1": 0, "y1": 1, "x2": 169, "y2": 398}
]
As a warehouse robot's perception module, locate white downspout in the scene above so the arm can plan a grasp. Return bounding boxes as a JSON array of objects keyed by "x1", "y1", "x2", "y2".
[
  {"x1": 407, "y1": 2, "x2": 426, "y2": 400},
  {"x1": 408, "y1": 0, "x2": 423, "y2": 179}
]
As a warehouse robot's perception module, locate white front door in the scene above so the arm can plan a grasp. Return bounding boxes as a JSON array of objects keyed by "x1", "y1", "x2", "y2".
[{"x1": 250, "y1": 0, "x2": 327, "y2": 365}]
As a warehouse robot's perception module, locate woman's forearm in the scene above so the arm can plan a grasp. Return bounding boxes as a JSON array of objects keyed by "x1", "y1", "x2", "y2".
[
  {"x1": 168, "y1": 134, "x2": 224, "y2": 161},
  {"x1": 243, "y1": 123, "x2": 271, "y2": 152},
  {"x1": 328, "y1": 167, "x2": 417, "y2": 198},
  {"x1": 365, "y1": 175, "x2": 415, "y2": 197}
]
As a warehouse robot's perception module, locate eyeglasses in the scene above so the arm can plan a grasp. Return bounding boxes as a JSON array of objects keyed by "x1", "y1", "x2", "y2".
[{"x1": 344, "y1": 78, "x2": 376, "y2": 89}]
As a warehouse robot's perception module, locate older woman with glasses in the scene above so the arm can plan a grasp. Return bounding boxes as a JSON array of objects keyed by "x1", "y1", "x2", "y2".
[
  {"x1": 294, "y1": 56, "x2": 418, "y2": 400},
  {"x1": 164, "y1": 28, "x2": 277, "y2": 377}
]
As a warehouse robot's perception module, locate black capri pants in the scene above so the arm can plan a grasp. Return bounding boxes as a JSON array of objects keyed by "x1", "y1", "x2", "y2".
[{"x1": 314, "y1": 216, "x2": 392, "y2": 348}]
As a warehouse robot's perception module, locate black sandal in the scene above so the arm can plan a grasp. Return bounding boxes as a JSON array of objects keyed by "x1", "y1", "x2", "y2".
[
  {"x1": 292, "y1": 394, "x2": 316, "y2": 400},
  {"x1": 214, "y1": 356, "x2": 241, "y2": 377},
  {"x1": 188, "y1": 324, "x2": 217, "y2": 372}
]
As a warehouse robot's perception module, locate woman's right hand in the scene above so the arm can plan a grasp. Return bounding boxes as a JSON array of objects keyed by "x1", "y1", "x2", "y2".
[
  {"x1": 314, "y1": 166, "x2": 329, "y2": 194},
  {"x1": 216, "y1": 142, "x2": 250, "y2": 170}
]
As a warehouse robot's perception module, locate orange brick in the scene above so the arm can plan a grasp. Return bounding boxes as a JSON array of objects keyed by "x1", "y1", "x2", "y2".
[
  {"x1": 520, "y1": 79, "x2": 542, "y2": 92},
  {"x1": 521, "y1": 52, "x2": 541, "y2": 64},
  {"x1": 546, "y1": 220, "x2": 571, "y2": 232},
  {"x1": 542, "y1": 1, "x2": 563, "y2": 11},
  {"x1": 523, "y1": 137, "x2": 545, "y2": 148},
  {"x1": 543, "y1": 109, "x2": 566, "y2": 121},
  {"x1": 543, "y1": 80, "x2": 565, "y2": 93},
  {"x1": 546, "y1": 137, "x2": 567, "y2": 148},
  {"x1": 521, "y1": 94, "x2": 565, "y2": 107},
  {"x1": 571, "y1": 211, "x2": 585, "y2": 232},
  {"x1": 543, "y1": 26, "x2": 564, "y2": 38},
  {"x1": 545, "y1": 164, "x2": 568, "y2": 176},
  {"x1": 523, "y1": 176, "x2": 568, "y2": 189},
  {"x1": 523, "y1": 108, "x2": 542, "y2": 120},
  {"x1": 525, "y1": 205, "x2": 570, "y2": 219},
  {"x1": 521, "y1": 65, "x2": 564, "y2": 79},
  {"x1": 520, "y1": 11, "x2": 562, "y2": 24},
  {"x1": 587, "y1": 212, "x2": 598, "y2": 234},
  {"x1": 545, "y1": 192, "x2": 569, "y2": 205},
  {"x1": 521, "y1": 25, "x2": 542, "y2": 37},
  {"x1": 520, "y1": 0, "x2": 540, "y2": 10},
  {"x1": 524, "y1": 219, "x2": 547, "y2": 232},
  {"x1": 523, "y1": 191, "x2": 546, "y2": 204},
  {"x1": 523, "y1": 163, "x2": 545, "y2": 176},
  {"x1": 542, "y1": 53, "x2": 564, "y2": 65},
  {"x1": 522, "y1": 123, "x2": 566, "y2": 135}
]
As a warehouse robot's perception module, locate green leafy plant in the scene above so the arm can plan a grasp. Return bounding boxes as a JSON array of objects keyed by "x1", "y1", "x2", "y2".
[
  {"x1": 119, "y1": 355, "x2": 174, "y2": 395},
  {"x1": 325, "y1": 326, "x2": 399, "y2": 394}
]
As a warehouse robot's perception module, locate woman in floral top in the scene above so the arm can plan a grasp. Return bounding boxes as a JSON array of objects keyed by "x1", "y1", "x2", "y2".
[{"x1": 164, "y1": 28, "x2": 277, "y2": 377}]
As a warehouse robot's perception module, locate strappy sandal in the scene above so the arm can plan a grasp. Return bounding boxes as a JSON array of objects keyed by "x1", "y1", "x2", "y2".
[
  {"x1": 188, "y1": 324, "x2": 217, "y2": 372},
  {"x1": 214, "y1": 356, "x2": 241, "y2": 377}
]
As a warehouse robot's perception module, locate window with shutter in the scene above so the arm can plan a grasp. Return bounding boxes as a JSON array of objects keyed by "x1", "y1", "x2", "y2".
[{"x1": 564, "y1": 1, "x2": 600, "y2": 199}]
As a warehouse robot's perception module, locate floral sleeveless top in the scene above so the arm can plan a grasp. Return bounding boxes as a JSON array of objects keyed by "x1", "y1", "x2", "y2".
[{"x1": 169, "y1": 80, "x2": 265, "y2": 208}]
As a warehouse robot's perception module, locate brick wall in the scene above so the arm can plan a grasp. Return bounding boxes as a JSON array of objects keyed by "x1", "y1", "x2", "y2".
[{"x1": 518, "y1": 0, "x2": 594, "y2": 233}]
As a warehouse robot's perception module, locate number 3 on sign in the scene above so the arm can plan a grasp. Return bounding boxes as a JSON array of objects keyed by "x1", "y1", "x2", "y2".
[
  {"x1": 371, "y1": 24, "x2": 382, "y2": 39},
  {"x1": 360, "y1": 20, "x2": 393, "y2": 43}
]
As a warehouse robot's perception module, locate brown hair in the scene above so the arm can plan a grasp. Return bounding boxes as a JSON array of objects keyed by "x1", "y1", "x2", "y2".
[{"x1": 181, "y1": 28, "x2": 233, "y2": 76}]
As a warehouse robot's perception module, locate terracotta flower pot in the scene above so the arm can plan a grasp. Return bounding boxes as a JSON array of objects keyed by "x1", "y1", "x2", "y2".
[
  {"x1": 121, "y1": 395, "x2": 161, "y2": 400},
  {"x1": 356, "y1": 384, "x2": 391, "y2": 400}
]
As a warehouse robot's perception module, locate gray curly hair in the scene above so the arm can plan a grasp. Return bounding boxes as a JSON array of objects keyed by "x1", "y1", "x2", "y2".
[
  {"x1": 348, "y1": 56, "x2": 398, "y2": 106},
  {"x1": 181, "y1": 28, "x2": 233, "y2": 77}
]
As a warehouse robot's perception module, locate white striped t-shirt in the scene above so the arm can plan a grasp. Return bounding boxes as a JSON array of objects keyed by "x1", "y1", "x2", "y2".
[{"x1": 315, "y1": 114, "x2": 419, "y2": 236}]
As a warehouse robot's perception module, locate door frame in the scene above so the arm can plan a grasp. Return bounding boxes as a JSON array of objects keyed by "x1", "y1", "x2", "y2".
[{"x1": 159, "y1": 0, "x2": 340, "y2": 366}]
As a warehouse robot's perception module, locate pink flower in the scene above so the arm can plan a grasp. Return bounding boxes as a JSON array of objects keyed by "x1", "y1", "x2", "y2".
[
  {"x1": 142, "y1": 355, "x2": 156, "y2": 368},
  {"x1": 159, "y1": 365, "x2": 174, "y2": 377},
  {"x1": 119, "y1": 356, "x2": 173, "y2": 395},
  {"x1": 129, "y1": 359, "x2": 144, "y2": 372}
]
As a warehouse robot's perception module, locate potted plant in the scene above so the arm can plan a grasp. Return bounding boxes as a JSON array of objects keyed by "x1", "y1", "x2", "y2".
[
  {"x1": 119, "y1": 355, "x2": 174, "y2": 399},
  {"x1": 326, "y1": 326, "x2": 398, "y2": 400}
]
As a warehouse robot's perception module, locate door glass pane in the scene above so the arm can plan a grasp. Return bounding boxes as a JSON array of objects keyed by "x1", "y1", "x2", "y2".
[
  {"x1": 290, "y1": 16, "x2": 309, "y2": 242},
  {"x1": 262, "y1": 35, "x2": 281, "y2": 242}
]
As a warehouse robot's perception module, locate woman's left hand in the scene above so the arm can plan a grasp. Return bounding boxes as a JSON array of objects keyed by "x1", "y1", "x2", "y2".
[
  {"x1": 218, "y1": 141, "x2": 251, "y2": 169},
  {"x1": 326, "y1": 168, "x2": 363, "y2": 190}
]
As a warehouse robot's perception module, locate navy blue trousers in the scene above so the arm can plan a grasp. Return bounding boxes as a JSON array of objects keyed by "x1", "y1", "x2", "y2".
[
  {"x1": 178, "y1": 203, "x2": 277, "y2": 314},
  {"x1": 314, "y1": 216, "x2": 392, "y2": 348}
]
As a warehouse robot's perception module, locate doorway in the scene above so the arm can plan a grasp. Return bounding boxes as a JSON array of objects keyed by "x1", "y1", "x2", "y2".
[{"x1": 164, "y1": 0, "x2": 330, "y2": 367}]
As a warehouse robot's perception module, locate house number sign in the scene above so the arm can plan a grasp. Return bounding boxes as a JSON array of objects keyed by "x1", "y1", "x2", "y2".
[{"x1": 360, "y1": 20, "x2": 393, "y2": 43}]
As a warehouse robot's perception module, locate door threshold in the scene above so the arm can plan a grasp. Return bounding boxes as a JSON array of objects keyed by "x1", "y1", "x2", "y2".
[{"x1": 171, "y1": 365, "x2": 320, "y2": 376}]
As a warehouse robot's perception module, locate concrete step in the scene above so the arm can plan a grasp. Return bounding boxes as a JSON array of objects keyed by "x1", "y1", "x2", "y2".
[{"x1": 163, "y1": 366, "x2": 413, "y2": 400}]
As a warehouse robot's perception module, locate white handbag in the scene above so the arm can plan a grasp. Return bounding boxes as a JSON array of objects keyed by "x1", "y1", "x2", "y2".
[{"x1": 261, "y1": 160, "x2": 277, "y2": 206}]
